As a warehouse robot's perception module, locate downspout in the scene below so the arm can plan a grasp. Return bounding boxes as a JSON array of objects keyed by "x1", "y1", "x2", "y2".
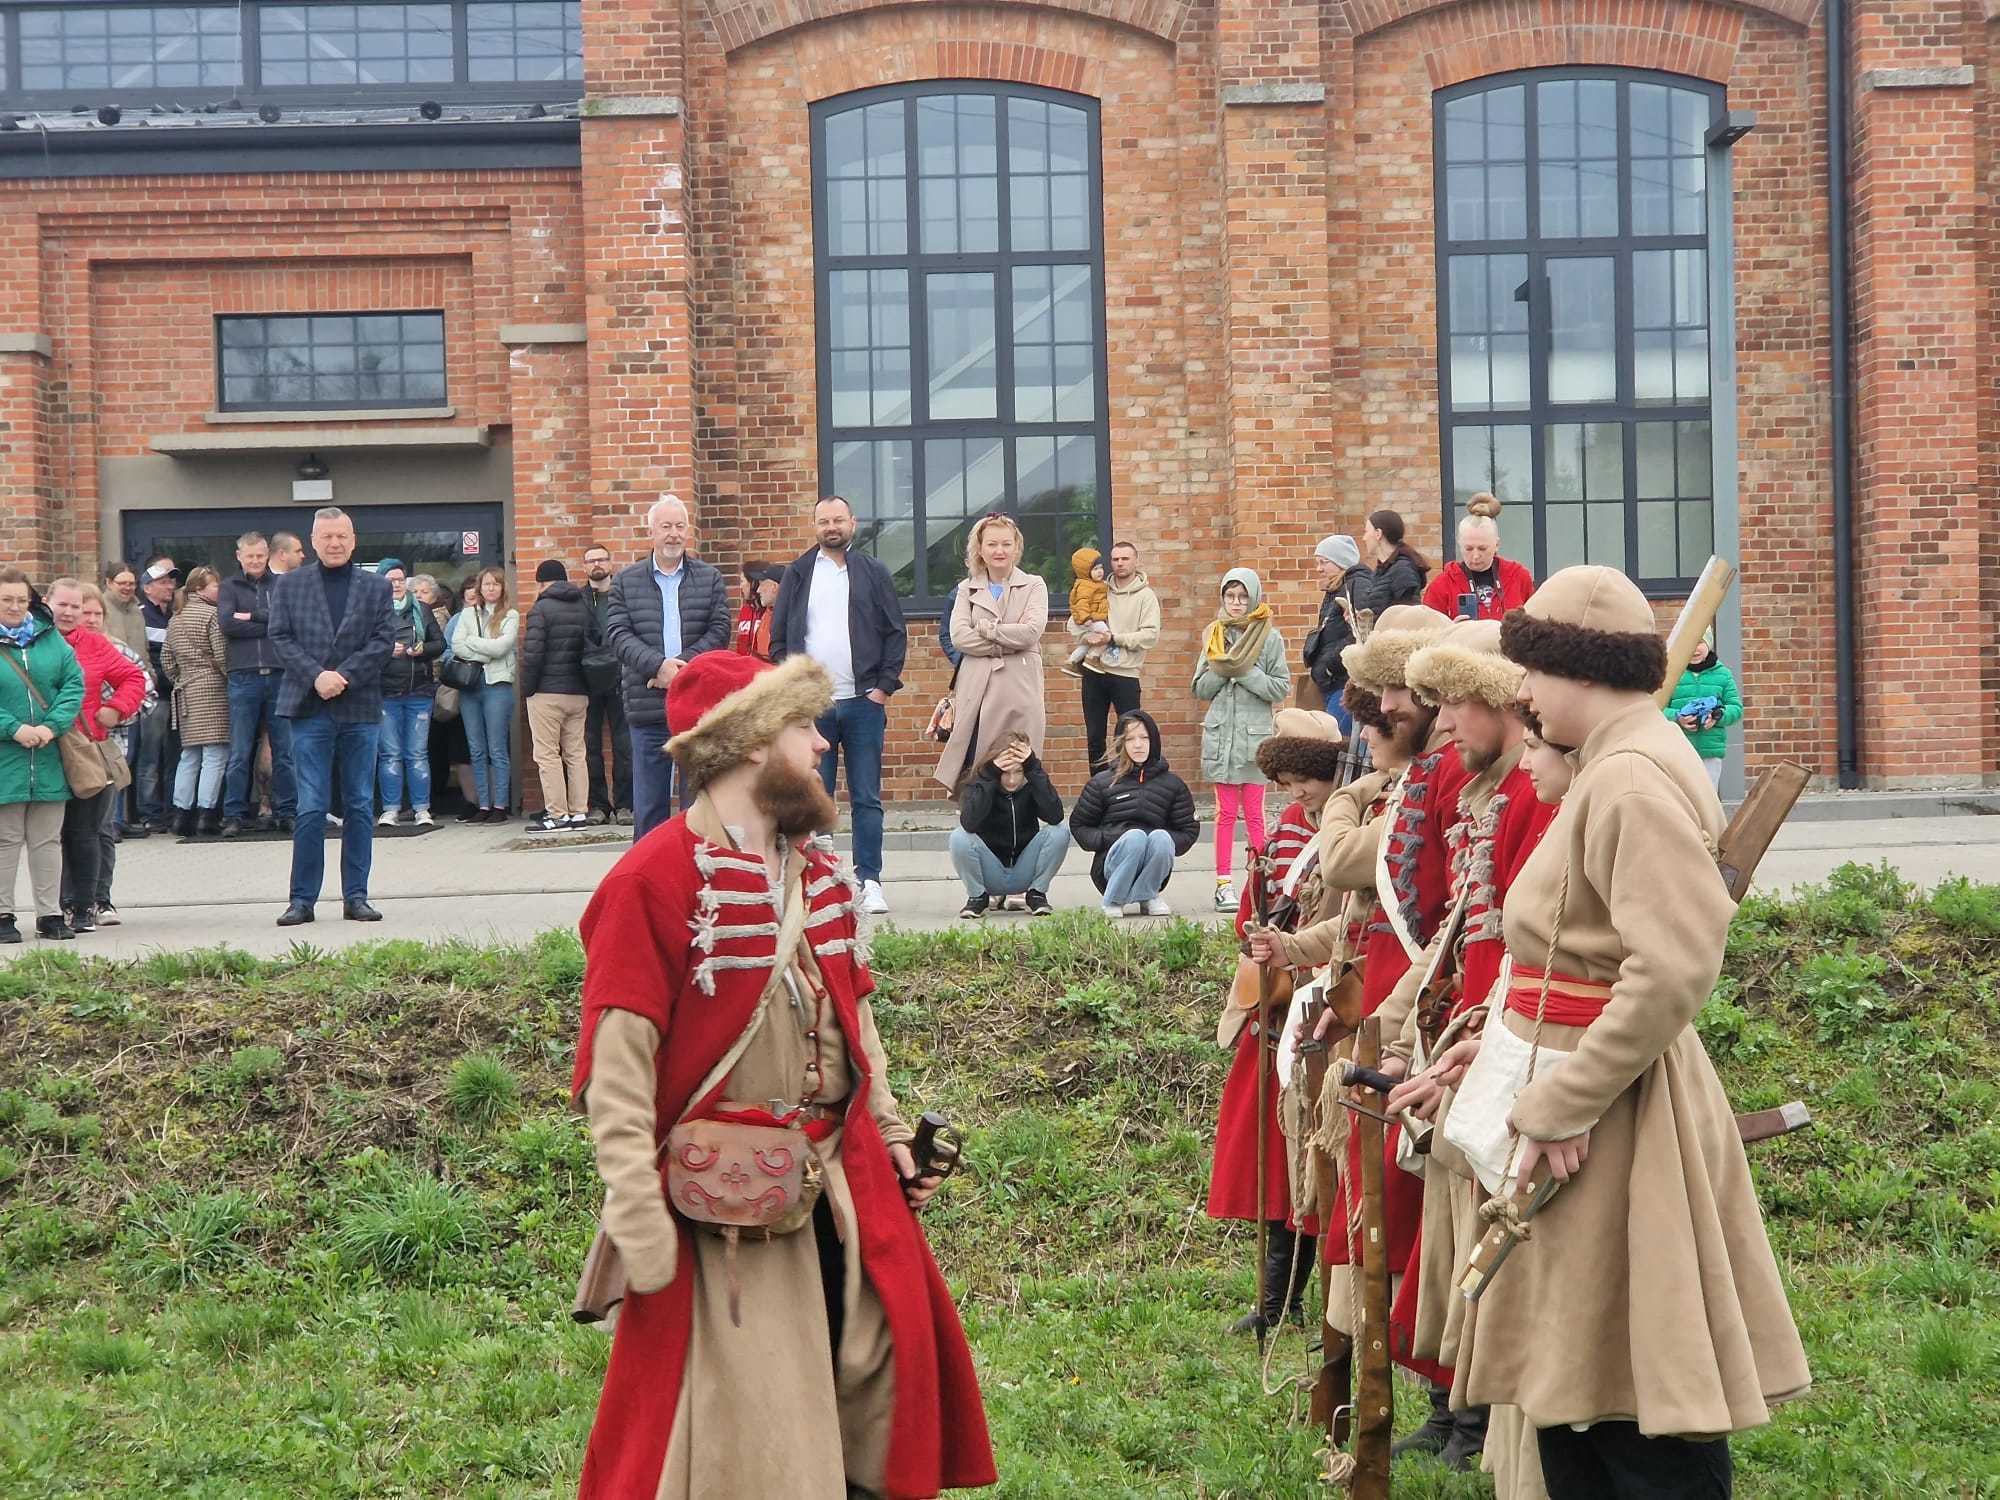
[{"x1": 1828, "y1": 0, "x2": 1862, "y2": 788}]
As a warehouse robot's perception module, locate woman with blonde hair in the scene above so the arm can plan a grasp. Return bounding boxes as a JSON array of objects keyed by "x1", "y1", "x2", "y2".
[
  {"x1": 1423, "y1": 493, "x2": 1535, "y2": 621},
  {"x1": 932, "y1": 513, "x2": 1049, "y2": 791},
  {"x1": 449, "y1": 566, "x2": 519, "y2": 823},
  {"x1": 162, "y1": 565, "x2": 231, "y2": 838}
]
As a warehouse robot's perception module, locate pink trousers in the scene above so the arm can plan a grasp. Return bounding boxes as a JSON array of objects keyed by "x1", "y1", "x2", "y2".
[{"x1": 1213, "y1": 781, "x2": 1266, "y2": 878}]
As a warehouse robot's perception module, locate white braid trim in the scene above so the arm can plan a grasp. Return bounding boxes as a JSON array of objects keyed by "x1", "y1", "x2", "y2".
[
  {"x1": 698, "y1": 887, "x2": 773, "y2": 908},
  {"x1": 805, "y1": 872, "x2": 847, "y2": 900},
  {"x1": 694, "y1": 844, "x2": 718, "y2": 878},
  {"x1": 689, "y1": 919, "x2": 781, "y2": 944},
  {"x1": 693, "y1": 952, "x2": 778, "y2": 996},
  {"x1": 811, "y1": 937, "x2": 859, "y2": 956}
]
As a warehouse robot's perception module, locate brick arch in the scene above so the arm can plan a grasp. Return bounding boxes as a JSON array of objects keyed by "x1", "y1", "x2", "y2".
[
  {"x1": 706, "y1": 0, "x2": 1192, "y2": 54},
  {"x1": 1388, "y1": 0, "x2": 1756, "y2": 89},
  {"x1": 1335, "y1": 0, "x2": 1814, "y2": 43},
  {"x1": 791, "y1": 37, "x2": 1111, "y2": 103}
]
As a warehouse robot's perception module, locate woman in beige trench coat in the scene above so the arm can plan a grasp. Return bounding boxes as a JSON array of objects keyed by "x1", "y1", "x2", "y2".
[{"x1": 932, "y1": 514, "x2": 1049, "y2": 791}]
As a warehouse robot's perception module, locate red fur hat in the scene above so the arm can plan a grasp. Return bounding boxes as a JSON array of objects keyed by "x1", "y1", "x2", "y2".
[{"x1": 664, "y1": 651, "x2": 833, "y2": 791}]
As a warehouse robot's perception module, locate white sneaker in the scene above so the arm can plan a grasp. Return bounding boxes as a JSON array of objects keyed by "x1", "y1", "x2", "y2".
[
  {"x1": 1213, "y1": 879, "x2": 1236, "y2": 912},
  {"x1": 861, "y1": 879, "x2": 889, "y2": 916},
  {"x1": 1145, "y1": 898, "x2": 1173, "y2": 917},
  {"x1": 1122, "y1": 902, "x2": 1142, "y2": 917},
  {"x1": 377, "y1": 810, "x2": 399, "y2": 827},
  {"x1": 413, "y1": 809, "x2": 434, "y2": 827},
  {"x1": 326, "y1": 813, "x2": 343, "y2": 827},
  {"x1": 1100, "y1": 901, "x2": 1123, "y2": 919}
]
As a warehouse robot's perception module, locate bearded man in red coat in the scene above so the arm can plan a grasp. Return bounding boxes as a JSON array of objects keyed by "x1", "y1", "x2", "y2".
[{"x1": 570, "y1": 649, "x2": 996, "y2": 1500}]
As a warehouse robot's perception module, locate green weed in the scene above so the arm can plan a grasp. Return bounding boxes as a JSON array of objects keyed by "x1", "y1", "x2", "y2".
[
  {"x1": 332, "y1": 1165, "x2": 486, "y2": 1283},
  {"x1": 1929, "y1": 876, "x2": 2000, "y2": 936},
  {"x1": 123, "y1": 1189, "x2": 256, "y2": 1288},
  {"x1": 447, "y1": 1054, "x2": 520, "y2": 1129},
  {"x1": 213, "y1": 1045, "x2": 285, "y2": 1091},
  {"x1": 61, "y1": 1327, "x2": 152, "y2": 1378},
  {"x1": 1796, "y1": 944, "x2": 1889, "y2": 1043},
  {"x1": 1912, "y1": 1313, "x2": 1984, "y2": 1380}
]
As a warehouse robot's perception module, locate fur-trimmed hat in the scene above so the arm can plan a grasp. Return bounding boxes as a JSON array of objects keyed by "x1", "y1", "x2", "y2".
[
  {"x1": 1406, "y1": 618, "x2": 1525, "y2": 709},
  {"x1": 1255, "y1": 706, "x2": 1345, "y2": 783},
  {"x1": 1340, "y1": 603, "x2": 1453, "y2": 694},
  {"x1": 1343, "y1": 681, "x2": 1392, "y2": 733},
  {"x1": 664, "y1": 651, "x2": 833, "y2": 793},
  {"x1": 1500, "y1": 565, "x2": 1665, "y2": 694}
]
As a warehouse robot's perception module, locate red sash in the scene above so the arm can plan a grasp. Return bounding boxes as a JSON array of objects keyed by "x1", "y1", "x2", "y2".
[{"x1": 1504, "y1": 966, "x2": 1613, "y2": 1027}]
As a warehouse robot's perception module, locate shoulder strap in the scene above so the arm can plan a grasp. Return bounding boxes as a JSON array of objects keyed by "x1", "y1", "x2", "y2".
[{"x1": 0, "y1": 646, "x2": 49, "y2": 714}]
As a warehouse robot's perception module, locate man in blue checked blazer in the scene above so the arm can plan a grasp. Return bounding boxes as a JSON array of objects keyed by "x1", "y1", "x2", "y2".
[{"x1": 268, "y1": 507, "x2": 396, "y2": 927}]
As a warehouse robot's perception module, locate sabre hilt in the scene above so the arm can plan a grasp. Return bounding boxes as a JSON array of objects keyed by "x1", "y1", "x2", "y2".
[
  {"x1": 902, "y1": 1111, "x2": 962, "y2": 1185},
  {"x1": 1339, "y1": 1059, "x2": 1435, "y2": 1155}
]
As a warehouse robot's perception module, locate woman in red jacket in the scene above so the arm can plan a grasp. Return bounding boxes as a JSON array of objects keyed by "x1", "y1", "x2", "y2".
[
  {"x1": 1422, "y1": 493, "x2": 1535, "y2": 621},
  {"x1": 47, "y1": 576, "x2": 146, "y2": 934},
  {"x1": 730, "y1": 561, "x2": 779, "y2": 662}
]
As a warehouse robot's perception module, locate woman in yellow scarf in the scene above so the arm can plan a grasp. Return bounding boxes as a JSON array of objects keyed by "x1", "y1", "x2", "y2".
[{"x1": 1192, "y1": 567, "x2": 1291, "y2": 910}]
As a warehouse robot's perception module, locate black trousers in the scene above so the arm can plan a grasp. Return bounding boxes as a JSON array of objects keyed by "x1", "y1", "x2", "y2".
[
  {"x1": 585, "y1": 688, "x2": 632, "y2": 814},
  {"x1": 814, "y1": 1195, "x2": 845, "y2": 1369},
  {"x1": 1080, "y1": 669, "x2": 1141, "y2": 772},
  {"x1": 59, "y1": 787, "x2": 107, "y2": 916},
  {"x1": 1538, "y1": 1421, "x2": 1731, "y2": 1500}
]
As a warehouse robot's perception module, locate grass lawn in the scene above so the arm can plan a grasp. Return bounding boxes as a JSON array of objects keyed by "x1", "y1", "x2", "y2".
[{"x1": 2, "y1": 862, "x2": 1998, "y2": 1498}]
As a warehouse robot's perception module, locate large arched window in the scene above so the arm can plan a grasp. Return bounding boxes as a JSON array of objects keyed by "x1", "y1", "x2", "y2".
[
  {"x1": 812, "y1": 83, "x2": 1111, "y2": 608},
  {"x1": 1435, "y1": 69, "x2": 1724, "y2": 591}
]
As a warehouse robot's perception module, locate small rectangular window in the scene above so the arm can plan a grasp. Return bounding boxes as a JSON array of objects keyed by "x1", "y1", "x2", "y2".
[
  {"x1": 466, "y1": 2, "x2": 582, "y2": 83},
  {"x1": 20, "y1": 6, "x2": 244, "y2": 91},
  {"x1": 216, "y1": 312, "x2": 447, "y2": 411},
  {"x1": 259, "y1": 4, "x2": 454, "y2": 88}
]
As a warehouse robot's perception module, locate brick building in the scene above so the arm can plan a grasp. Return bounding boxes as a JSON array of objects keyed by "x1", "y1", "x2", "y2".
[{"x1": 0, "y1": 0, "x2": 1991, "y2": 802}]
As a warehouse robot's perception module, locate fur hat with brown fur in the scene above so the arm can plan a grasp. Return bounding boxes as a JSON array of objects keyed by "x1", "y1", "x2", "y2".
[
  {"x1": 1255, "y1": 707, "x2": 1345, "y2": 783},
  {"x1": 664, "y1": 652, "x2": 834, "y2": 793},
  {"x1": 1342, "y1": 681, "x2": 1392, "y2": 734},
  {"x1": 1339, "y1": 603, "x2": 1453, "y2": 694},
  {"x1": 1406, "y1": 618, "x2": 1525, "y2": 709},
  {"x1": 1500, "y1": 565, "x2": 1665, "y2": 694}
]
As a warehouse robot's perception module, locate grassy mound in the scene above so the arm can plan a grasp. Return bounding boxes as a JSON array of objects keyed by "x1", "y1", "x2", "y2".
[{"x1": 1, "y1": 867, "x2": 1997, "y2": 1497}]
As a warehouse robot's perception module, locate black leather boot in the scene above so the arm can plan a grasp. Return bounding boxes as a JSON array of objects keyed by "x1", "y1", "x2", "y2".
[
  {"x1": 198, "y1": 807, "x2": 223, "y2": 838},
  {"x1": 1392, "y1": 1382, "x2": 1456, "y2": 1460},
  {"x1": 1438, "y1": 1403, "x2": 1489, "y2": 1471},
  {"x1": 174, "y1": 808, "x2": 198, "y2": 838},
  {"x1": 1229, "y1": 1222, "x2": 1301, "y2": 1333}
]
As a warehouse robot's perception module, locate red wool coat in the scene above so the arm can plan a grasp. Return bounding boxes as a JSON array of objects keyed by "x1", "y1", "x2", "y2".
[
  {"x1": 1323, "y1": 744, "x2": 1469, "y2": 1270},
  {"x1": 571, "y1": 818, "x2": 995, "y2": 1500}
]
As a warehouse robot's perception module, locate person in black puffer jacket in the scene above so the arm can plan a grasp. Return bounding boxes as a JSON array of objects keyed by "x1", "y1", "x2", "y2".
[
  {"x1": 521, "y1": 559, "x2": 603, "y2": 831},
  {"x1": 375, "y1": 560, "x2": 444, "y2": 827},
  {"x1": 949, "y1": 731, "x2": 1070, "y2": 919},
  {"x1": 1068, "y1": 709, "x2": 1199, "y2": 918},
  {"x1": 1349, "y1": 508, "x2": 1430, "y2": 622}
]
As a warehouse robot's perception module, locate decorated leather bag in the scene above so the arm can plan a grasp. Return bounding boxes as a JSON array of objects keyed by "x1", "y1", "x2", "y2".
[{"x1": 664, "y1": 1103, "x2": 823, "y2": 1238}]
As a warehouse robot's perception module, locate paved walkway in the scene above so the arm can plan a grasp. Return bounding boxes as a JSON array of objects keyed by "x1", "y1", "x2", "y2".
[{"x1": 10, "y1": 809, "x2": 2000, "y2": 959}]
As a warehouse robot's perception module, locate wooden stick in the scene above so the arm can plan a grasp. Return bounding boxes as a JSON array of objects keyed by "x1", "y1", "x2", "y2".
[
  {"x1": 1654, "y1": 556, "x2": 1737, "y2": 711},
  {"x1": 1349, "y1": 1018, "x2": 1392, "y2": 1500}
]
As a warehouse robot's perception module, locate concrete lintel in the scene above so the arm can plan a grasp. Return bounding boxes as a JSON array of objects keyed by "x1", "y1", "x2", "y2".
[
  {"x1": 151, "y1": 425, "x2": 491, "y2": 456},
  {"x1": 1221, "y1": 82, "x2": 1327, "y2": 106},
  {"x1": 0, "y1": 332, "x2": 53, "y2": 358},
  {"x1": 581, "y1": 94, "x2": 684, "y2": 119},
  {"x1": 1861, "y1": 65, "x2": 1974, "y2": 90},
  {"x1": 499, "y1": 323, "x2": 587, "y2": 346},
  {"x1": 204, "y1": 406, "x2": 454, "y2": 425}
]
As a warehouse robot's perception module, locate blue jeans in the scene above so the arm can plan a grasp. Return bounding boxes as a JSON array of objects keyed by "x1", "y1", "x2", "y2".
[
  {"x1": 1102, "y1": 827, "x2": 1176, "y2": 905},
  {"x1": 378, "y1": 693, "x2": 435, "y2": 812},
  {"x1": 818, "y1": 696, "x2": 886, "y2": 883},
  {"x1": 949, "y1": 821, "x2": 1070, "y2": 898},
  {"x1": 225, "y1": 671, "x2": 294, "y2": 820},
  {"x1": 288, "y1": 715, "x2": 380, "y2": 904},
  {"x1": 173, "y1": 744, "x2": 227, "y2": 810},
  {"x1": 462, "y1": 682, "x2": 514, "y2": 809},
  {"x1": 1324, "y1": 692, "x2": 1353, "y2": 736},
  {"x1": 630, "y1": 721, "x2": 684, "y2": 841},
  {"x1": 135, "y1": 699, "x2": 178, "y2": 824}
]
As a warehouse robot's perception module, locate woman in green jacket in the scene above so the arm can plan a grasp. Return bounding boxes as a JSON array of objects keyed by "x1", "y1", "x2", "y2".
[
  {"x1": 1193, "y1": 567, "x2": 1291, "y2": 911},
  {"x1": 1665, "y1": 627, "x2": 1744, "y2": 790},
  {"x1": 0, "y1": 569, "x2": 86, "y2": 941}
]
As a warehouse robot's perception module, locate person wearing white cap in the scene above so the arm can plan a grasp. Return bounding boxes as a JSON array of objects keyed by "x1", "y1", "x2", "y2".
[
  {"x1": 133, "y1": 556, "x2": 182, "y2": 833},
  {"x1": 1302, "y1": 534, "x2": 1365, "y2": 728}
]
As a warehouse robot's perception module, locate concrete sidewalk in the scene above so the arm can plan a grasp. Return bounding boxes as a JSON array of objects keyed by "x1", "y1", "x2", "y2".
[{"x1": 7, "y1": 808, "x2": 1999, "y2": 960}]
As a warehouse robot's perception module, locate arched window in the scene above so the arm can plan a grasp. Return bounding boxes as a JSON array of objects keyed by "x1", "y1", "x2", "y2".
[
  {"x1": 812, "y1": 83, "x2": 1111, "y2": 608},
  {"x1": 1436, "y1": 70, "x2": 1724, "y2": 590}
]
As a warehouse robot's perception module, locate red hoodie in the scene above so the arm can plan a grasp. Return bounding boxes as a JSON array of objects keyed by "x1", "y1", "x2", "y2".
[
  {"x1": 1423, "y1": 555, "x2": 1535, "y2": 621},
  {"x1": 60, "y1": 627, "x2": 147, "y2": 742}
]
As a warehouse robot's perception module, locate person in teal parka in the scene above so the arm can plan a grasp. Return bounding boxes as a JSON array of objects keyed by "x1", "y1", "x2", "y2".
[
  {"x1": 1193, "y1": 567, "x2": 1290, "y2": 912},
  {"x1": 1665, "y1": 626, "x2": 1742, "y2": 790},
  {"x1": 0, "y1": 569, "x2": 86, "y2": 942}
]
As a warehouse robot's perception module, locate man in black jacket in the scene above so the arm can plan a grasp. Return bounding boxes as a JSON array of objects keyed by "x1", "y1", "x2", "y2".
[
  {"x1": 579, "y1": 542, "x2": 631, "y2": 825},
  {"x1": 134, "y1": 556, "x2": 181, "y2": 834},
  {"x1": 947, "y1": 733, "x2": 1068, "y2": 919},
  {"x1": 218, "y1": 531, "x2": 295, "y2": 837},
  {"x1": 374, "y1": 560, "x2": 444, "y2": 829},
  {"x1": 521, "y1": 559, "x2": 602, "y2": 832},
  {"x1": 604, "y1": 494, "x2": 732, "y2": 839},
  {"x1": 769, "y1": 495, "x2": 907, "y2": 913}
]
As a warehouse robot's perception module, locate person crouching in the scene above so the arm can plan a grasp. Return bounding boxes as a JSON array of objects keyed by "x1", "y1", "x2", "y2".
[{"x1": 949, "y1": 730, "x2": 1069, "y2": 918}]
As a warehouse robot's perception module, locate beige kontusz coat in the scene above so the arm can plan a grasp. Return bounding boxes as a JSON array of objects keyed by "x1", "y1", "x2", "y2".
[
  {"x1": 934, "y1": 569, "x2": 1050, "y2": 789},
  {"x1": 1456, "y1": 698, "x2": 1811, "y2": 1437}
]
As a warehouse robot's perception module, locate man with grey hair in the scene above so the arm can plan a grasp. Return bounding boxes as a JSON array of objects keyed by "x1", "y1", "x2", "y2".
[
  {"x1": 268, "y1": 507, "x2": 395, "y2": 925},
  {"x1": 604, "y1": 493, "x2": 731, "y2": 838},
  {"x1": 218, "y1": 529, "x2": 293, "y2": 836}
]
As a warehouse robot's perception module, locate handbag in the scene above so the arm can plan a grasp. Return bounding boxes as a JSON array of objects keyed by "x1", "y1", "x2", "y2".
[
  {"x1": 1, "y1": 649, "x2": 114, "y2": 797},
  {"x1": 926, "y1": 692, "x2": 955, "y2": 743},
  {"x1": 432, "y1": 683, "x2": 462, "y2": 722},
  {"x1": 438, "y1": 655, "x2": 485, "y2": 692},
  {"x1": 1441, "y1": 953, "x2": 1574, "y2": 1195},
  {"x1": 664, "y1": 1102, "x2": 825, "y2": 1327}
]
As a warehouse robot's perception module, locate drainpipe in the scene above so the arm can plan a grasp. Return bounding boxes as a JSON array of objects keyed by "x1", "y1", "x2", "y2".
[{"x1": 1827, "y1": 0, "x2": 1861, "y2": 788}]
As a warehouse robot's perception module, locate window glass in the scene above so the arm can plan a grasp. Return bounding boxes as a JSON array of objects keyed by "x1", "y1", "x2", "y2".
[
  {"x1": 260, "y1": 4, "x2": 455, "y2": 88},
  {"x1": 466, "y1": 2, "x2": 582, "y2": 83},
  {"x1": 20, "y1": 6, "x2": 243, "y2": 91},
  {"x1": 218, "y1": 311, "x2": 446, "y2": 410}
]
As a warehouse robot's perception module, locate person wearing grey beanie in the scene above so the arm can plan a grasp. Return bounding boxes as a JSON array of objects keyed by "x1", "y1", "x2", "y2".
[{"x1": 1303, "y1": 533, "x2": 1367, "y2": 727}]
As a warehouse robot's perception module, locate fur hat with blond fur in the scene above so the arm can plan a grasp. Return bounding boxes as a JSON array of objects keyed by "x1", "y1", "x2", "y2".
[
  {"x1": 664, "y1": 652, "x2": 834, "y2": 793},
  {"x1": 1339, "y1": 603, "x2": 1453, "y2": 694},
  {"x1": 1406, "y1": 618, "x2": 1525, "y2": 710}
]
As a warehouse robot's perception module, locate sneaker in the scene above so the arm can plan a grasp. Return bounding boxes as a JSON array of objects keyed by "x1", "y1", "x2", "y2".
[
  {"x1": 529, "y1": 814, "x2": 563, "y2": 833},
  {"x1": 486, "y1": 809, "x2": 509, "y2": 825},
  {"x1": 1214, "y1": 879, "x2": 1236, "y2": 912},
  {"x1": 413, "y1": 809, "x2": 435, "y2": 827},
  {"x1": 1024, "y1": 889, "x2": 1054, "y2": 916},
  {"x1": 563, "y1": 814, "x2": 589, "y2": 830},
  {"x1": 959, "y1": 894, "x2": 990, "y2": 920},
  {"x1": 456, "y1": 807, "x2": 485, "y2": 824},
  {"x1": 69, "y1": 907, "x2": 97, "y2": 934},
  {"x1": 1145, "y1": 897, "x2": 1173, "y2": 917},
  {"x1": 0, "y1": 914, "x2": 18, "y2": 944},
  {"x1": 123, "y1": 822, "x2": 150, "y2": 840},
  {"x1": 1100, "y1": 901, "x2": 1123, "y2": 919},
  {"x1": 219, "y1": 817, "x2": 244, "y2": 839},
  {"x1": 613, "y1": 808, "x2": 633, "y2": 826},
  {"x1": 860, "y1": 879, "x2": 890, "y2": 916},
  {"x1": 326, "y1": 813, "x2": 343, "y2": 828},
  {"x1": 586, "y1": 808, "x2": 610, "y2": 826},
  {"x1": 1004, "y1": 893, "x2": 1028, "y2": 912},
  {"x1": 1123, "y1": 902, "x2": 1143, "y2": 917},
  {"x1": 377, "y1": 810, "x2": 399, "y2": 828},
  {"x1": 1059, "y1": 664, "x2": 1082, "y2": 679},
  {"x1": 95, "y1": 904, "x2": 121, "y2": 927},
  {"x1": 35, "y1": 915, "x2": 73, "y2": 941}
]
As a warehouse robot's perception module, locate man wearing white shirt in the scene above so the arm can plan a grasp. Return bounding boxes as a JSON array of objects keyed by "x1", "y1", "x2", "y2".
[{"x1": 770, "y1": 495, "x2": 908, "y2": 913}]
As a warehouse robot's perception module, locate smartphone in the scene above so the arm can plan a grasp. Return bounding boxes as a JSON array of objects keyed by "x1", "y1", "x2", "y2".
[{"x1": 1457, "y1": 592, "x2": 1479, "y2": 620}]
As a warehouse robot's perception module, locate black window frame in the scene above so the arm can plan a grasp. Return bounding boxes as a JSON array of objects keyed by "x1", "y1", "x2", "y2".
[
  {"x1": 0, "y1": 0, "x2": 583, "y2": 110},
  {"x1": 1433, "y1": 66, "x2": 1725, "y2": 596},
  {"x1": 214, "y1": 309, "x2": 449, "y2": 413},
  {"x1": 810, "y1": 80, "x2": 1113, "y2": 614}
]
